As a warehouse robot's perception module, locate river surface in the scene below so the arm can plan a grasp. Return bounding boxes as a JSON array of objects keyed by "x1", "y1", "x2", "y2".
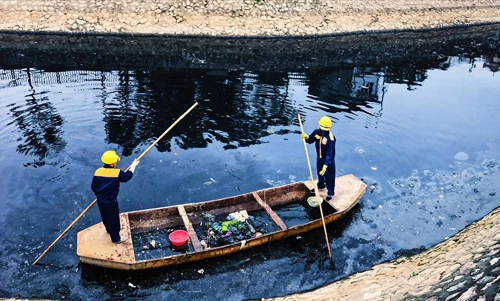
[{"x1": 0, "y1": 28, "x2": 499, "y2": 300}]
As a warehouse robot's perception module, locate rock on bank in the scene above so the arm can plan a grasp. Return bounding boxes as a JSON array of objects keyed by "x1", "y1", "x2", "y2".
[{"x1": 0, "y1": 0, "x2": 499, "y2": 36}]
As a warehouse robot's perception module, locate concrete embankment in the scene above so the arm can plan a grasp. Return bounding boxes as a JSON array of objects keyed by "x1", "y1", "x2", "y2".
[
  {"x1": 269, "y1": 206, "x2": 500, "y2": 300},
  {"x1": 0, "y1": 0, "x2": 499, "y2": 36}
]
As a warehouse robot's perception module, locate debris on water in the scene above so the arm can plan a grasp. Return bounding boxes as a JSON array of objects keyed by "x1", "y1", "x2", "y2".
[
  {"x1": 371, "y1": 167, "x2": 377, "y2": 170},
  {"x1": 454, "y1": 152, "x2": 469, "y2": 161},
  {"x1": 255, "y1": 232, "x2": 263, "y2": 237},
  {"x1": 355, "y1": 147, "x2": 365, "y2": 154},
  {"x1": 56, "y1": 285, "x2": 70, "y2": 295},
  {"x1": 150, "y1": 240, "x2": 156, "y2": 248},
  {"x1": 204, "y1": 181, "x2": 212, "y2": 185},
  {"x1": 370, "y1": 185, "x2": 375, "y2": 192},
  {"x1": 128, "y1": 283, "x2": 136, "y2": 288},
  {"x1": 296, "y1": 236, "x2": 302, "y2": 239},
  {"x1": 197, "y1": 269, "x2": 204, "y2": 274},
  {"x1": 210, "y1": 178, "x2": 216, "y2": 183}
]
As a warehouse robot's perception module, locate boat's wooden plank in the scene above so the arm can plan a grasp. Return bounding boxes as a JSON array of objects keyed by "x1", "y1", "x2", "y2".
[
  {"x1": 305, "y1": 174, "x2": 366, "y2": 212},
  {"x1": 251, "y1": 192, "x2": 287, "y2": 231},
  {"x1": 177, "y1": 205, "x2": 203, "y2": 252},
  {"x1": 327, "y1": 174, "x2": 366, "y2": 211},
  {"x1": 77, "y1": 213, "x2": 135, "y2": 264}
]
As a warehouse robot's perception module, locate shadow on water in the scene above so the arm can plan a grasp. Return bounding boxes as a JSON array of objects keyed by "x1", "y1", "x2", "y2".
[{"x1": 0, "y1": 25, "x2": 499, "y2": 300}]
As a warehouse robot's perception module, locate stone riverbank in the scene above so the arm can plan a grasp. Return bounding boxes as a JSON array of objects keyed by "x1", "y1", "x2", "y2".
[
  {"x1": 0, "y1": 0, "x2": 499, "y2": 36},
  {"x1": 269, "y1": 206, "x2": 500, "y2": 301}
]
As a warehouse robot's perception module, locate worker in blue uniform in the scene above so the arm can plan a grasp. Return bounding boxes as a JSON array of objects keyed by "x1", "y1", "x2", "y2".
[
  {"x1": 301, "y1": 116, "x2": 336, "y2": 201},
  {"x1": 91, "y1": 150, "x2": 140, "y2": 243}
]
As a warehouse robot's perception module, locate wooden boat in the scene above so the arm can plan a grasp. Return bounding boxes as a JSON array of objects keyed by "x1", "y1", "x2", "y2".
[{"x1": 77, "y1": 174, "x2": 366, "y2": 270}]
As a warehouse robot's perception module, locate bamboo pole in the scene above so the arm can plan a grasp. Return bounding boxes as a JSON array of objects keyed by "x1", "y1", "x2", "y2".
[
  {"x1": 298, "y1": 113, "x2": 332, "y2": 259},
  {"x1": 33, "y1": 102, "x2": 199, "y2": 265}
]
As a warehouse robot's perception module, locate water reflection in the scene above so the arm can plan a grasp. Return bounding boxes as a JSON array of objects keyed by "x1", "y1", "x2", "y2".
[
  {"x1": 1, "y1": 40, "x2": 498, "y2": 165},
  {"x1": 483, "y1": 51, "x2": 500, "y2": 73},
  {"x1": 6, "y1": 68, "x2": 65, "y2": 167},
  {"x1": 1, "y1": 66, "x2": 387, "y2": 161}
]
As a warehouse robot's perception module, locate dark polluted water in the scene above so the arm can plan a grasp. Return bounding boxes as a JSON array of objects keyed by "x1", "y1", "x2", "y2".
[{"x1": 0, "y1": 26, "x2": 499, "y2": 300}]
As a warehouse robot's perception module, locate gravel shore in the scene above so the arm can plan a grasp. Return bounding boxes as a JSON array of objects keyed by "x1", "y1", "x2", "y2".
[
  {"x1": 269, "y1": 206, "x2": 500, "y2": 300},
  {"x1": 0, "y1": 0, "x2": 499, "y2": 36}
]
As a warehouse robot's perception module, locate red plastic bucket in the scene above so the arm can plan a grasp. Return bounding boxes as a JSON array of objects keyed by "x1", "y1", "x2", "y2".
[{"x1": 169, "y1": 230, "x2": 189, "y2": 246}]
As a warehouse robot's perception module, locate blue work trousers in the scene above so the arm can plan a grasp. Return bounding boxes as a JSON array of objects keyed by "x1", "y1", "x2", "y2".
[
  {"x1": 316, "y1": 159, "x2": 336, "y2": 196},
  {"x1": 97, "y1": 201, "x2": 121, "y2": 242}
]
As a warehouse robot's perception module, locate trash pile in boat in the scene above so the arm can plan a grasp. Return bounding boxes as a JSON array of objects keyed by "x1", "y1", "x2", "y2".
[
  {"x1": 132, "y1": 227, "x2": 193, "y2": 260},
  {"x1": 195, "y1": 210, "x2": 268, "y2": 249}
]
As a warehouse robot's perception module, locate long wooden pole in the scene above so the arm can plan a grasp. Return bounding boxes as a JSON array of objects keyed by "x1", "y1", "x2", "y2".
[
  {"x1": 298, "y1": 113, "x2": 332, "y2": 259},
  {"x1": 33, "y1": 102, "x2": 199, "y2": 265}
]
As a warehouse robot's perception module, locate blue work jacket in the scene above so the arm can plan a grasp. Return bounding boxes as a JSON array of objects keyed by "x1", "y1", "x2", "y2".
[
  {"x1": 91, "y1": 166, "x2": 133, "y2": 205},
  {"x1": 305, "y1": 129, "x2": 336, "y2": 166}
]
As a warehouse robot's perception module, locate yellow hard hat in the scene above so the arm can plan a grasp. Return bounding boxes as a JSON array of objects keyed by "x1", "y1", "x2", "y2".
[
  {"x1": 318, "y1": 116, "x2": 332, "y2": 130},
  {"x1": 101, "y1": 150, "x2": 120, "y2": 165}
]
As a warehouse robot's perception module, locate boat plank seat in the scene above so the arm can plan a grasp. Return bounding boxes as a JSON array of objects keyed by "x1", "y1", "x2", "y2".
[
  {"x1": 177, "y1": 205, "x2": 203, "y2": 252},
  {"x1": 77, "y1": 213, "x2": 135, "y2": 264},
  {"x1": 251, "y1": 192, "x2": 287, "y2": 231},
  {"x1": 304, "y1": 174, "x2": 366, "y2": 212}
]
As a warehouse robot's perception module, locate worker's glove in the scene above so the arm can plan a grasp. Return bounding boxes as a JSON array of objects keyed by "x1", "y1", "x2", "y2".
[
  {"x1": 130, "y1": 159, "x2": 140, "y2": 173},
  {"x1": 319, "y1": 165, "x2": 327, "y2": 176},
  {"x1": 301, "y1": 132, "x2": 309, "y2": 140}
]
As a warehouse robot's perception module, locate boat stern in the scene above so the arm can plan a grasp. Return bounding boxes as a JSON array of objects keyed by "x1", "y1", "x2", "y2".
[{"x1": 77, "y1": 213, "x2": 136, "y2": 270}]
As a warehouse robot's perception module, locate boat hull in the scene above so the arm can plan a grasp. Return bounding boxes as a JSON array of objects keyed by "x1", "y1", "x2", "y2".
[{"x1": 78, "y1": 174, "x2": 366, "y2": 270}]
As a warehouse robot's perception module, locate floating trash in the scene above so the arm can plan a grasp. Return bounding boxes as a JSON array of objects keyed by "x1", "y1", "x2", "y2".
[{"x1": 454, "y1": 152, "x2": 469, "y2": 161}]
